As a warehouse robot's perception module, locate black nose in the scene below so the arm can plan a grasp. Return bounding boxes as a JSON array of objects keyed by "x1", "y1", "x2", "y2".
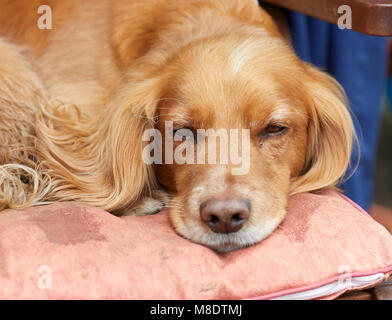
[{"x1": 200, "y1": 197, "x2": 250, "y2": 233}]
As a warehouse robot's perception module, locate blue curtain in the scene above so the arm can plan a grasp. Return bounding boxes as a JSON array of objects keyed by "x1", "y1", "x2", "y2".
[{"x1": 287, "y1": 12, "x2": 388, "y2": 211}]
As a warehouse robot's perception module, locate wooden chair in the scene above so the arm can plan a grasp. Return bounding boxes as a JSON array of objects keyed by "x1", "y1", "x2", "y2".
[{"x1": 261, "y1": 0, "x2": 392, "y2": 36}]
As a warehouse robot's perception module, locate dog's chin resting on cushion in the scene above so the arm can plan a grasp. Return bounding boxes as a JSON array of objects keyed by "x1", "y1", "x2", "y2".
[{"x1": 0, "y1": 0, "x2": 354, "y2": 252}]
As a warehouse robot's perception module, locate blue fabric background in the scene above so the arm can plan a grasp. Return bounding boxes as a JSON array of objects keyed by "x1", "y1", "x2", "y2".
[{"x1": 287, "y1": 12, "x2": 388, "y2": 211}]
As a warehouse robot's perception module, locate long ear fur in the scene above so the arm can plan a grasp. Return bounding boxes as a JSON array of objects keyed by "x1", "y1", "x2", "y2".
[
  {"x1": 0, "y1": 38, "x2": 52, "y2": 210},
  {"x1": 290, "y1": 66, "x2": 356, "y2": 195},
  {"x1": 34, "y1": 75, "x2": 163, "y2": 213}
]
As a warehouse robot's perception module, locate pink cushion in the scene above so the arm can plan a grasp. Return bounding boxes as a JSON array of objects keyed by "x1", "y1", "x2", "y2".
[{"x1": 0, "y1": 190, "x2": 391, "y2": 300}]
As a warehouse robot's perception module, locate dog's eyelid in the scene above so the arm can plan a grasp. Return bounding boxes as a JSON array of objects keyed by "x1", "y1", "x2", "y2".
[
  {"x1": 258, "y1": 122, "x2": 290, "y2": 138},
  {"x1": 172, "y1": 119, "x2": 202, "y2": 132},
  {"x1": 268, "y1": 125, "x2": 288, "y2": 135},
  {"x1": 268, "y1": 120, "x2": 288, "y2": 127},
  {"x1": 172, "y1": 124, "x2": 195, "y2": 131},
  {"x1": 172, "y1": 125, "x2": 198, "y2": 138}
]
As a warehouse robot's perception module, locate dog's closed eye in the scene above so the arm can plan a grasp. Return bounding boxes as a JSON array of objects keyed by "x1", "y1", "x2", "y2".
[
  {"x1": 261, "y1": 124, "x2": 289, "y2": 137},
  {"x1": 173, "y1": 126, "x2": 197, "y2": 140},
  {"x1": 173, "y1": 126, "x2": 195, "y2": 133}
]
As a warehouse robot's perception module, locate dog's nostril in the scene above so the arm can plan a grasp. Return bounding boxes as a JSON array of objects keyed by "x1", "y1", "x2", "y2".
[
  {"x1": 209, "y1": 214, "x2": 219, "y2": 224},
  {"x1": 199, "y1": 197, "x2": 250, "y2": 234},
  {"x1": 232, "y1": 213, "x2": 243, "y2": 222},
  {"x1": 204, "y1": 214, "x2": 219, "y2": 224}
]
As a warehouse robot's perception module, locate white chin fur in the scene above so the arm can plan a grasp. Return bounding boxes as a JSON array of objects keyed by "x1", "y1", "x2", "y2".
[{"x1": 177, "y1": 217, "x2": 282, "y2": 253}]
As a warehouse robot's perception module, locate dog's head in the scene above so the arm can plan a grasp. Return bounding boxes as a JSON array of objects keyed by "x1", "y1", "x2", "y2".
[{"x1": 109, "y1": 32, "x2": 354, "y2": 253}]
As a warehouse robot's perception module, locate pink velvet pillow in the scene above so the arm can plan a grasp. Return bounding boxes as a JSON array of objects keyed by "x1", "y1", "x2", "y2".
[{"x1": 0, "y1": 190, "x2": 391, "y2": 300}]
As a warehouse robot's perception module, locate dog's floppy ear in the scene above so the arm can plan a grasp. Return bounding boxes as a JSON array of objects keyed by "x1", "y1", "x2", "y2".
[
  {"x1": 35, "y1": 74, "x2": 163, "y2": 212},
  {"x1": 103, "y1": 76, "x2": 163, "y2": 212},
  {"x1": 290, "y1": 66, "x2": 356, "y2": 195}
]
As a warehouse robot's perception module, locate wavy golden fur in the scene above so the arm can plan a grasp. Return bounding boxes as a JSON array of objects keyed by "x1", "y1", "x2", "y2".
[{"x1": 0, "y1": 0, "x2": 354, "y2": 251}]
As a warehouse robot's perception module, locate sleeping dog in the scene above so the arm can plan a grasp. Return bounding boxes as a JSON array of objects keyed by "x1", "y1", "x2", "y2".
[{"x1": 0, "y1": 0, "x2": 354, "y2": 252}]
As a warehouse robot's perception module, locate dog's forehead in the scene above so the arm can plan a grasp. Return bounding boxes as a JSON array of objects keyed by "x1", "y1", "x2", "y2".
[
  {"x1": 165, "y1": 38, "x2": 309, "y2": 127},
  {"x1": 169, "y1": 74, "x2": 299, "y2": 128}
]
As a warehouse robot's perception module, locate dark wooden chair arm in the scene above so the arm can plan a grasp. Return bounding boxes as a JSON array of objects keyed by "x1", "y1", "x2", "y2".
[{"x1": 261, "y1": 0, "x2": 392, "y2": 36}]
